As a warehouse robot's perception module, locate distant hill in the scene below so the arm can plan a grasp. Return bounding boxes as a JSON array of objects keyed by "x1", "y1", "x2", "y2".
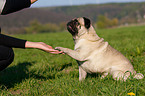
[{"x1": 0, "y1": 2, "x2": 145, "y2": 31}]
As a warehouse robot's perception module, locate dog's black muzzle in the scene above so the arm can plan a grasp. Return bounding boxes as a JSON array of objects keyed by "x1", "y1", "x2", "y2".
[{"x1": 67, "y1": 19, "x2": 79, "y2": 36}]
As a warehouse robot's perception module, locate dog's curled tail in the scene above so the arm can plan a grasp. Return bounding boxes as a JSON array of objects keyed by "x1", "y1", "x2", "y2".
[{"x1": 134, "y1": 73, "x2": 144, "y2": 79}]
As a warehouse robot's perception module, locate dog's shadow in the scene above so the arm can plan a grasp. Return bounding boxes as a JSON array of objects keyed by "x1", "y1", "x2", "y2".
[
  {"x1": 58, "y1": 63, "x2": 73, "y2": 71},
  {"x1": 87, "y1": 73, "x2": 100, "y2": 78},
  {"x1": 0, "y1": 61, "x2": 49, "y2": 89}
]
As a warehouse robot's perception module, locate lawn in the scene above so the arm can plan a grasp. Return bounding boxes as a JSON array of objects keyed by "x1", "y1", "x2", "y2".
[{"x1": 0, "y1": 25, "x2": 145, "y2": 95}]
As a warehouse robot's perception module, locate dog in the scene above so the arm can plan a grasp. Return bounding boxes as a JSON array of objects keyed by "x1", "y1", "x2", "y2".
[{"x1": 55, "y1": 17, "x2": 144, "y2": 81}]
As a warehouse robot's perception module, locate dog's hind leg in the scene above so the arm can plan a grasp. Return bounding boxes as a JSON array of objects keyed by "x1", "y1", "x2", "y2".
[
  {"x1": 112, "y1": 71, "x2": 131, "y2": 81},
  {"x1": 112, "y1": 71, "x2": 124, "y2": 81},
  {"x1": 79, "y1": 66, "x2": 87, "y2": 81}
]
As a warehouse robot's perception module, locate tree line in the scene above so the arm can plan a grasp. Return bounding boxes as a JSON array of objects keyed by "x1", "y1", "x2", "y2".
[{"x1": 0, "y1": 2, "x2": 145, "y2": 34}]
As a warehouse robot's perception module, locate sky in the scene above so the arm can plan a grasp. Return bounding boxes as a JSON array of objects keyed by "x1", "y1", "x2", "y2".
[{"x1": 31, "y1": 0, "x2": 145, "y2": 7}]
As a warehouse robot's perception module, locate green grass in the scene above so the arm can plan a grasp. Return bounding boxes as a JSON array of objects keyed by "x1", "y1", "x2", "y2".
[{"x1": 0, "y1": 25, "x2": 145, "y2": 95}]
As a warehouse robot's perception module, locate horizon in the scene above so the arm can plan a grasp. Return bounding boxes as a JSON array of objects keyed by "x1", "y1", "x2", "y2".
[{"x1": 31, "y1": 0, "x2": 145, "y2": 8}]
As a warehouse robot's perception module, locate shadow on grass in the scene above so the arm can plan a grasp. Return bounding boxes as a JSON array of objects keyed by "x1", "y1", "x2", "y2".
[
  {"x1": 0, "y1": 62, "x2": 74, "y2": 89},
  {"x1": 87, "y1": 73, "x2": 100, "y2": 78},
  {"x1": 0, "y1": 61, "x2": 47, "y2": 89},
  {"x1": 58, "y1": 63, "x2": 72, "y2": 71}
]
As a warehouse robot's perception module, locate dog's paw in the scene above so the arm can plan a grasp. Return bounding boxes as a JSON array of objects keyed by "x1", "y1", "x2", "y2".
[{"x1": 55, "y1": 47, "x2": 63, "y2": 51}]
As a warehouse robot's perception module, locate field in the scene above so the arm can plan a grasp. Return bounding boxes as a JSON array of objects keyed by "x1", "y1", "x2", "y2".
[{"x1": 0, "y1": 25, "x2": 145, "y2": 95}]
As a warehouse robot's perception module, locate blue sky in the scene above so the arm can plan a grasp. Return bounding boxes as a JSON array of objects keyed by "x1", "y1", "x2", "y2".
[{"x1": 31, "y1": 0, "x2": 145, "y2": 7}]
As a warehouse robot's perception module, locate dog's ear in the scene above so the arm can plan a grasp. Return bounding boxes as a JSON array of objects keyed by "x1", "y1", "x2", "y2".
[{"x1": 83, "y1": 17, "x2": 91, "y2": 29}]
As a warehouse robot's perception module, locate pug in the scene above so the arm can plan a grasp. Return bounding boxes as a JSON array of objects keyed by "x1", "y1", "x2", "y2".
[{"x1": 55, "y1": 17, "x2": 144, "y2": 81}]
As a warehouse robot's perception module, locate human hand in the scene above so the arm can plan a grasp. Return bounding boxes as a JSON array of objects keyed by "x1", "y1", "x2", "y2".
[
  {"x1": 25, "y1": 41, "x2": 63, "y2": 54},
  {"x1": 37, "y1": 42, "x2": 63, "y2": 54}
]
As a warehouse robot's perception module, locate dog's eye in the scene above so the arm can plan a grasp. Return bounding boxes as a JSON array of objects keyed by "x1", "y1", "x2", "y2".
[
  {"x1": 76, "y1": 22, "x2": 81, "y2": 29},
  {"x1": 77, "y1": 25, "x2": 81, "y2": 29},
  {"x1": 79, "y1": 25, "x2": 81, "y2": 29}
]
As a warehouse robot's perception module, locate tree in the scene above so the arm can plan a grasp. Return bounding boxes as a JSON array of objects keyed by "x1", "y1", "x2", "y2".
[
  {"x1": 25, "y1": 19, "x2": 65, "y2": 34},
  {"x1": 96, "y1": 15, "x2": 119, "y2": 29},
  {"x1": 25, "y1": 19, "x2": 42, "y2": 34}
]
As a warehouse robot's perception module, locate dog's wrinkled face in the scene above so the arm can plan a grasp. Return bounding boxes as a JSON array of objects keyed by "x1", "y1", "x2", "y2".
[{"x1": 67, "y1": 17, "x2": 91, "y2": 36}]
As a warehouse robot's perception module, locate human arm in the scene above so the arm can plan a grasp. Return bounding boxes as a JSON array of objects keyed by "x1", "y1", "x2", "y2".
[
  {"x1": 1, "y1": 0, "x2": 37, "y2": 15},
  {"x1": 0, "y1": 34, "x2": 26, "y2": 48},
  {"x1": 0, "y1": 34, "x2": 62, "y2": 54}
]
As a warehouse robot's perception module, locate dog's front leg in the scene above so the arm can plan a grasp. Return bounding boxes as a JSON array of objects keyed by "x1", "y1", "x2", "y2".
[
  {"x1": 79, "y1": 66, "x2": 87, "y2": 81},
  {"x1": 55, "y1": 47, "x2": 85, "y2": 61}
]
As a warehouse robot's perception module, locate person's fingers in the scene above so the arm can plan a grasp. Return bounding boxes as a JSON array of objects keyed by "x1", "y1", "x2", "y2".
[
  {"x1": 46, "y1": 49, "x2": 61, "y2": 53},
  {"x1": 46, "y1": 45, "x2": 53, "y2": 49},
  {"x1": 49, "y1": 51, "x2": 62, "y2": 54},
  {"x1": 49, "y1": 52, "x2": 59, "y2": 54},
  {"x1": 48, "y1": 49, "x2": 59, "y2": 52},
  {"x1": 48, "y1": 50, "x2": 64, "y2": 54}
]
